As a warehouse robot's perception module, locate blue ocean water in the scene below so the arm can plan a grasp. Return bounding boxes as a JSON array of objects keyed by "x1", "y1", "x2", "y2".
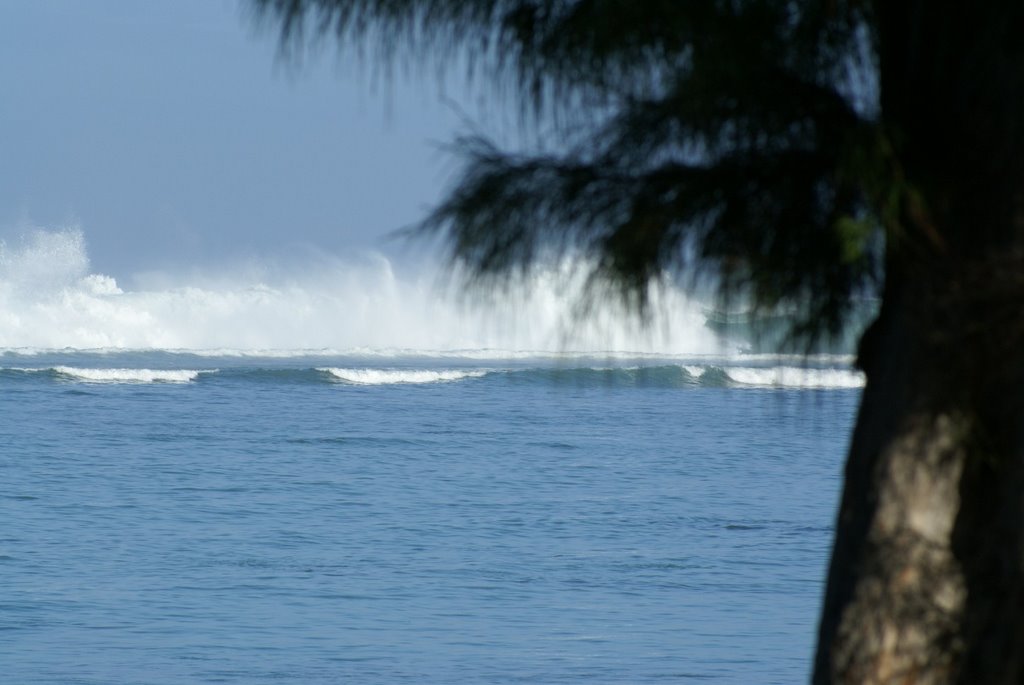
[{"x1": 1, "y1": 349, "x2": 859, "y2": 684}]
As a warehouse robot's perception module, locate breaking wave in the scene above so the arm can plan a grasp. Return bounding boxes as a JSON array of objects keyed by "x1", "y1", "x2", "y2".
[
  {"x1": 722, "y1": 366, "x2": 865, "y2": 389},
  {"x1": 2, "y1": 366, "x2": 208, "y2": 383},
  {"x1": 0, "y1": 358, "x2": 864, "y2": 389},
  {"x1": 51, "y1": 366, "x2": 206, "y2": 383},
  {"x1": 319, "y1": 368, "x2": 488, "y2": 385}
]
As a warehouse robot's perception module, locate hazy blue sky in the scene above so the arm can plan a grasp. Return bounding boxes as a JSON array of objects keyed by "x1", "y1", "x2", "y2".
[{"x1": 0, "y1": 0, "x2": 464, "y2": 276}]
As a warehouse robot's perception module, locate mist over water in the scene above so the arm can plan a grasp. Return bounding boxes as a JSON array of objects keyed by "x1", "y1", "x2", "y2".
[{"x1": 0, "y1": 227, "x2": 724, "y2": 354}]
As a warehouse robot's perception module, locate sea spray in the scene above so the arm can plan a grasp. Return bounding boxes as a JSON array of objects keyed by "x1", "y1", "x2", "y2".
[
  {"x1": 0, "y1": 227, "x2": 726, "y2": 353},
  {"x1": 0, "y1": 227, "x2": 91, "y2": 296}
]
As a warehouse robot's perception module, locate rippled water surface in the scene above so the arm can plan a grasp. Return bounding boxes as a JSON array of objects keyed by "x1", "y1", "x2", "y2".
[{"x1": 2, "y1": 351, "x2": 857, "y2": 684}]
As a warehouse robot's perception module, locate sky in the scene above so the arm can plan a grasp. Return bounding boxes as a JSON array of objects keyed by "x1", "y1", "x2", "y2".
[{"x1": 0, "y1": 0, "x2": 465, "y2": 279}]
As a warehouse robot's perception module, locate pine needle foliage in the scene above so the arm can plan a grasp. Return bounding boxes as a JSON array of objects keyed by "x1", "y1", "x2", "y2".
[{"x1": 251, "y1": 0, "x2": 889, "y2": 344}]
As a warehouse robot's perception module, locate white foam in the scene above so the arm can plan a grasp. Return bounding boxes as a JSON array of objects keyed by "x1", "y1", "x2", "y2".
[
  {"x1": 724, "y1": 366, "x2": 865, "y2": 389},
  {"x1": 319, "y1": 368, "x2": 487, "y2": 385},
  {"x1": 0, "y1": 227, "x2": 727, "y2": 354},
  {"x1": 52, "y1": 366, "x2": 206, "y2": 383}
]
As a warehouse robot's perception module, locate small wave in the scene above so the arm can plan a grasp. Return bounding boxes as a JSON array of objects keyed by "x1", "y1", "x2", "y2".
[
  {"x1": 498, "y1": 364, "x2": 862, "y2": 389},
  {"x1": 51, "y1": 366, "x2": 209, "y2": 383},
  {"x1": 318, "y1": 368, "x2": 488, "y2": 385},
  {"x1": 693, "y1": 366, "x2": 732, "y2": 387},
  {"x1": 723, "y1": 366, "x2": 864, "y2": 389},
  {"x1": 1, "y1": 359, "x2": 864, "y2": 389},
  {"x1": 0, "y1": 367, "x2": 48, "y2": 380},
  {"x1": 505, "y1": 365, "x2": 699, "y2": 388}
]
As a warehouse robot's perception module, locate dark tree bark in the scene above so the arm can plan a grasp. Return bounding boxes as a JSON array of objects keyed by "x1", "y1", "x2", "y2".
[
  {"x1": 815, "y1": 252, "x2": 1024, "y2": 683},
  {"x1": 814, "y1": 2, "x2": 1024, "y2": 680}
]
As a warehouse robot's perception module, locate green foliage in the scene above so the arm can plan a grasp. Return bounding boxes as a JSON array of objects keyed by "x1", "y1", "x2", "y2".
[{"x1": 251, "y1": 0, "x2": 894, "y2": 344}]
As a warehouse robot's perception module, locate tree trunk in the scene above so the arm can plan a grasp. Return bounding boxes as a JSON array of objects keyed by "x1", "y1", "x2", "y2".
[{"x1": 813, "y1": 256, "x2": 1024, "y2": 683}]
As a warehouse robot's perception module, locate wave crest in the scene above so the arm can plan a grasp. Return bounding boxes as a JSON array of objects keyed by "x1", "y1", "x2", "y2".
[
  {"x1": 722, "y1": 366, "x2": 864, "y2": 389},
  {"x1": 319, "y1": 368, "x2": 487, "y2": 385},
  {"x1": 52, "y1": 366, "x2": 206, "y2": 383}
]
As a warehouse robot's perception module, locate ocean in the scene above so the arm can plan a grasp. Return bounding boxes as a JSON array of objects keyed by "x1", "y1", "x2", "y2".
[{"x1": 2, "y1": 230, "x2": 861, "y2": 684}]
